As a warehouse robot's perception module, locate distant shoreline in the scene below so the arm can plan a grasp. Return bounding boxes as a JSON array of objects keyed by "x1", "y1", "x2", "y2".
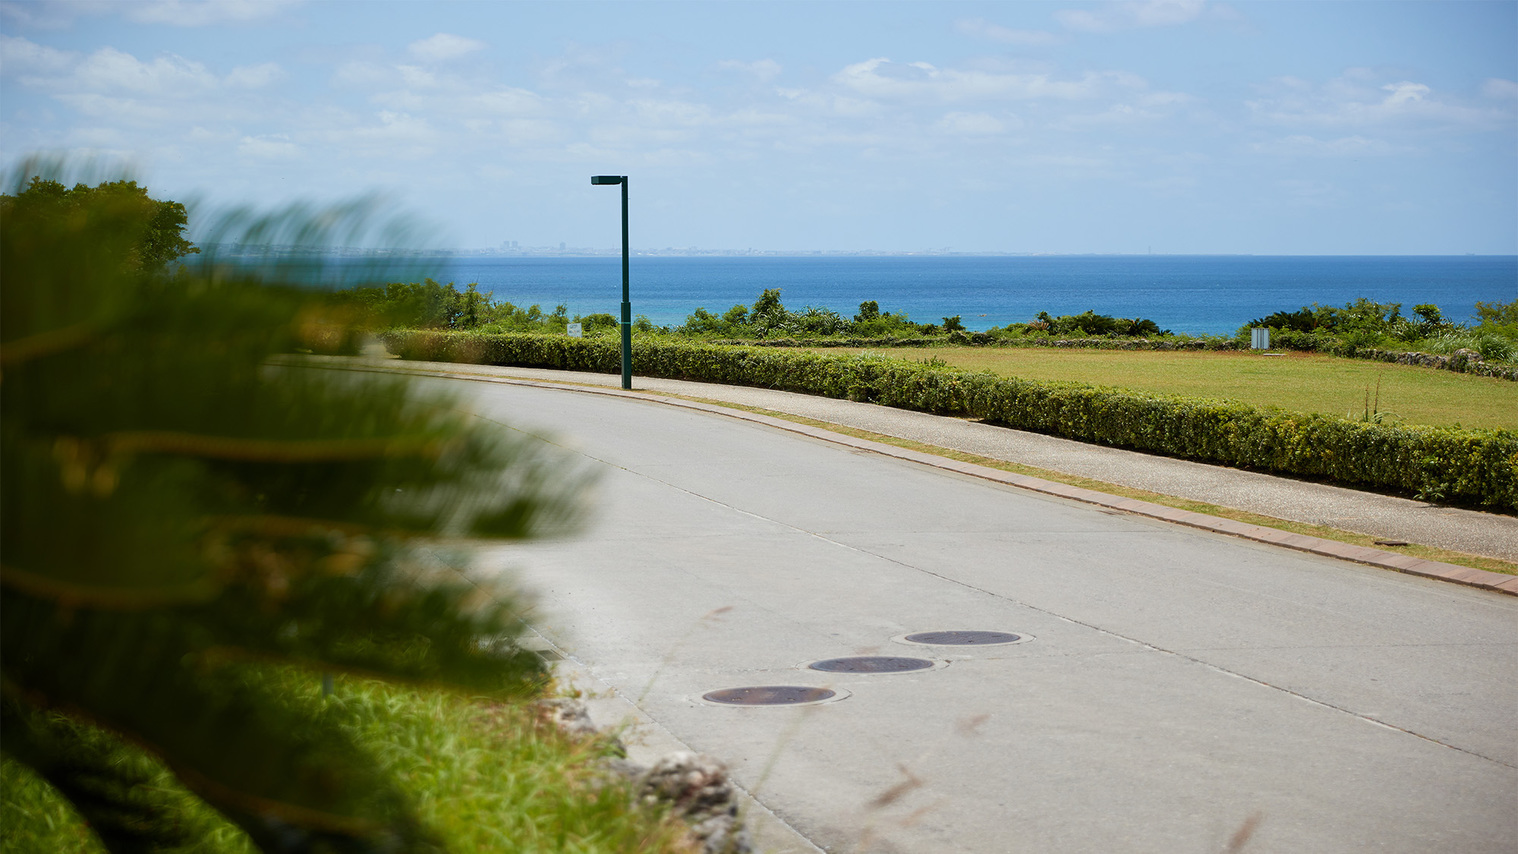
[{"x1": 197, "y1": 244, "x2": 1518, "y2": 260}]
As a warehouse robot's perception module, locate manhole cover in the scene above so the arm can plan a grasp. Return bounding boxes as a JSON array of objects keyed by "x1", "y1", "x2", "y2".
[
  {"x1": 702, "y1": 686, "x2": 838, "y2": 706},
  {"x1": 902, "y1": 631, "x2": 1023, "y2": 646},
  {"x1": 807, "y1": 656, "x2": 936, "y2": 674}
]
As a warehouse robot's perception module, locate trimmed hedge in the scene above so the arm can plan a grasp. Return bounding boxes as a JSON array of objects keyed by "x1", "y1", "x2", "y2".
[
  {"x1": 658, "y1": 331, "x2": 1518, "y2": 380},
  {"x1": 378, "y1": 330, "x2": 1518, "y2": 511}
]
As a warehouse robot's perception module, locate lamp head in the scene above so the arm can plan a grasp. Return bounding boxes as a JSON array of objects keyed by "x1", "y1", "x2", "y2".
[{"x1": 590, "y1": 175, "x2": 624, "y2": 185}]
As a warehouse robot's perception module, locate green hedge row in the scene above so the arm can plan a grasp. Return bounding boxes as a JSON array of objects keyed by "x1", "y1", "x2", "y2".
[{"x1": 378, "y1": 330, "x2": 1518, "y2": 511}]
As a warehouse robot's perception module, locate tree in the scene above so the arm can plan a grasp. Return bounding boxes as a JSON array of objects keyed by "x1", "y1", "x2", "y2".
[
  {"x1": 0, "y1": 177, "x2": 198, "y2": 271},
  {"x1": 1, "y1": 173, "x2": 580, "y2": 852},
  {"x1": 750, "y1": 288, "x2": 787, "y2": 325},
  {"x1": 1475, "y1": 298, "x2": 1518, "y2": 327}
]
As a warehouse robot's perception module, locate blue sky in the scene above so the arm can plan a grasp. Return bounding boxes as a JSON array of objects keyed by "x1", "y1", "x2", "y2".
[{"x1": 2, "y1": 0, "x2": 1515, "y2": 254}]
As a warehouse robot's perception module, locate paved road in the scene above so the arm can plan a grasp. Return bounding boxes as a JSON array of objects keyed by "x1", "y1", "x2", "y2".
[
  {"x1": 423, "y1": 376, "x2": 1517, "y2": 854},
  {"x1": 367, "y1": 359, "x2": 1518, "y2": 565}
]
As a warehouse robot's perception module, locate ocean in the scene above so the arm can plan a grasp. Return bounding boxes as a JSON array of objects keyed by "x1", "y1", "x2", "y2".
[{"x1": 419, "y1": 255, "x2": 1516, "y2": 336}]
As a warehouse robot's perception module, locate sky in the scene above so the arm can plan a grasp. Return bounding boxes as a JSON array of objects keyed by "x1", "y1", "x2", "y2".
[{"x1": 1, "y1": 0, "x2": 1515, "y2": 254}]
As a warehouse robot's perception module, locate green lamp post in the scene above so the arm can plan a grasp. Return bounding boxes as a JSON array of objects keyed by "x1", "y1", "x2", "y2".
[{"x1": 591, "y1": 175, "x2": 632, "y2": 390}]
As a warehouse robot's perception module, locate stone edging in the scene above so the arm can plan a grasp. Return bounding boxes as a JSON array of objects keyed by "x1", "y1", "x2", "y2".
[{"x1": 531, "y1": 699, "x2": 753, "y2": 854}]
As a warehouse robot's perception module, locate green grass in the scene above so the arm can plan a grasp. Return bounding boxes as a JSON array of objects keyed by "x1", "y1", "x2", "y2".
[
  {"x1": 812, "y1": 347, "x2": 1518, "y2": 430},
  {"x1": 1, "y1": 671, "x2": 694, "y2": 854}
]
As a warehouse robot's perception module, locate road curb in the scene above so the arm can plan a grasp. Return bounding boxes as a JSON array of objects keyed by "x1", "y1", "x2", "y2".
[{"x1": 293, "y1": 358, "x2": 1518, "y2": 597}]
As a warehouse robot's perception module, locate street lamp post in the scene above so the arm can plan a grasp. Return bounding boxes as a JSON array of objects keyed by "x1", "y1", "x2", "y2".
[{"x1": 591, "y1": 175, "x2": 632, "y2": 390}]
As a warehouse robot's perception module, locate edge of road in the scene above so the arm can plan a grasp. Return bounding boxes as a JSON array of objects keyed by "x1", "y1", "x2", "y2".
[
  {"x1": 520, "y1": 630, "x2": 827, "y2": 854},
  {"x1": 290, "y1": 357, "x2": 1518, "y2": 598}
]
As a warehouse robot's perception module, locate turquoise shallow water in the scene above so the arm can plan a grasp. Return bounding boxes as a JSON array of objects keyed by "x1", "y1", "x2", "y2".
[{"x1": 416, "y1": 254, "x2": 1516, "y2": 335}]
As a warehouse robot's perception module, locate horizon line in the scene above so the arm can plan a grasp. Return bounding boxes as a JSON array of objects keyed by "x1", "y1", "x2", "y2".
[{"x1": 196, "y1": 243, "x2": 1518, "y2": 259}]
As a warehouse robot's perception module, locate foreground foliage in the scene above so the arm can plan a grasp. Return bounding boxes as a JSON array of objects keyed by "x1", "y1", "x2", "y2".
[
  {"x1": 2, "y1": 672, "x2": 695, "y2": 854},
  {"x1": 378, "y1": 331, "x2": 1518, "y2": 511},
  {"x1": 1, "y1": 170, "x2": 585, "y2": 851}
]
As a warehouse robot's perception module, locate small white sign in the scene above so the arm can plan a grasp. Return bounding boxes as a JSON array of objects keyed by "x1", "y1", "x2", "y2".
[{"x1": 567, "y1": 322, "x2": 582, "y2": 338}]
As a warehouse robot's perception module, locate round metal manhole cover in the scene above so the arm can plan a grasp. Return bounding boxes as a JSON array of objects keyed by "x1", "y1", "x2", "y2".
[
  {"x1": 807, "y1": 656, "x2": 936, "y2": 674},
  {"x1": 900, "y1": 631, "x2": 1025, "y2": 646},
  {"x1": 702, "y1": 686, "x2": 838, "y2": 706}
]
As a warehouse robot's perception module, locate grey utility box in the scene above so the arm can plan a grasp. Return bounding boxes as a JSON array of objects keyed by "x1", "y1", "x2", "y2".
[{"x1": 1251, "y1": 327, "x2": 1271, "y2": 350}]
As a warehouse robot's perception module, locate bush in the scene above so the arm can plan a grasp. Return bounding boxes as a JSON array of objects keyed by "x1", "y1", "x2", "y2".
[
  {"x1": 4, "y1": 173, "x2": 580, "y2": 850},
  {"x1": 1427, "y1": 331, "x2": 1517, "y2": 363},
  {"x1": 1023, "y1": 310, "x2": 1169, "y2": 337},
  {"x1": 377, "y1": 331, "x2": 1518, "y2": 511}
]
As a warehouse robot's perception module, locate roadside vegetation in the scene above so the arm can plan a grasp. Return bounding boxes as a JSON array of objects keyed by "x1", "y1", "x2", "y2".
[
  {"x1": 1, "y1": 171, "x2": 696, "y2": 853},
  {"x1": 377, "y1": 330, "x2": 1518, "y2": 511},
  {"x1": 342, "y1": 281, "x2": 1516, "y2": 429},
  {"x1": 338, "y1": 281, "x2": 1518, "y2": 374},
  {"x1": 811, "y1": 348, "x2": 1517, "y2": 430},
  {"x1": 350, "y1": 281, "x2": 1516, "y2": 510},
  {"x1": 2, "y1": 672, "x2": 690, "y2": 854}
]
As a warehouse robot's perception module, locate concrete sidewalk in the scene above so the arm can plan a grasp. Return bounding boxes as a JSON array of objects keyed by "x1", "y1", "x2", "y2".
[{"x1": 289, "y1": 355, "x2": 1518, "y2": 593}]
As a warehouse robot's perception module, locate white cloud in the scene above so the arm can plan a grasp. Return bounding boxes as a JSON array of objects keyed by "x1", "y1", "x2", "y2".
[
  {"x1": 237, "y1": 134, "x2": 300, "y2": 159},
  {"x1": 955, "y1": 18, "x2": 1060, "y2": 46},
  {"x1": 408, "y1": 33, "x2": 486, "y2": 63},
  {"x1": 1481, "y1": 78, "x2": 1518, "y2": 100},
  {"x1": 0, "y1": 1, "x2": 115, "y2": 30},
  {"x1": 832, "y1": 57, "x2": 1136, "y2": 102},
  {"x1": 0, "y1": 34, "x2": 77, "y2": 74},
  {"x1": 127, "y1": 0, "x2": 302, "y2": 27},
  {"x1": 70, "y1": 47, "x2": 218, "y2": 96},
  {"x1": 1381, "y1": 81, "x2": 1428, "y2": 106},
  {"x1": 54, "y1": 93, "x2": 177, "y2": 125},
  {"x1": 467, "y1": 87, "x2": 548, "y2": 116},
  {"x1": 396, "y1": 65, "x2": 438, "y2": 89},
  {"x1": 492, "y1": 118, "x2": 563, "y2": 145},
  {"x1": 1249, "y1": 134, "x2": 1398, "y2": 157},
  {"x1": 1275, "y1": 178, "x2": 1341, "y2": 207},
  {"x1": 225, "y1": 62, "x2": 284, "y2": 89},
  {"x1": 1249, "y1": 74, "x2": 1499, "y2": 130},
  {"x1": 354, "y1": 111, "x2": 436, "y2": 144},
  {"x1": 717, "y1": 59, "x2": 782, "y2": 82},
  {"x1": 1057, "y1": 1, "x2": 1207, "y2": 33},
  {"x1": 188, "y1": 125, "x2": 235, "y2": 142},
  {"x1": 332, "y1": 61, "x2": 393, "y2": 88},
  {"x1": 936, "y1": 111, "x2": 1008, "y2": 135}
]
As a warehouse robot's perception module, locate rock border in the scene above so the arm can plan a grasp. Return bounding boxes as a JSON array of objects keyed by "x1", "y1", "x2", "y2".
[{"x1": 531, "y1": 698, "x2": 754, "y2": 854}]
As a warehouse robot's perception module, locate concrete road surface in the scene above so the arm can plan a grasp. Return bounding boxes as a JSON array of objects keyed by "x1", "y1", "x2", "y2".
[{"x1": 434, "y1": 376, "x2": 1515, "y2": 854}]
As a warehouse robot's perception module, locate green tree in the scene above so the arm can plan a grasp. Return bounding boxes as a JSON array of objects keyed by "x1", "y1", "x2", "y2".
[
  {"x1": 1, "y1": 173, "x2": 580, "y2": 852},
  {"x1": 0, "y1": 177, "x2": 198, "y2": 271},
  {"x1": 750, "y1": 288, "x2": 787, "y2": 326},
  {"x1": 1475, "y1": 298, "x2": 1518, "y2": 328}
]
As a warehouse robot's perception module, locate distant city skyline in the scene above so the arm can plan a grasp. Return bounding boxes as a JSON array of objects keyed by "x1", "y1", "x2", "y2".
[{"x1": 2, "y1": 1, "x2": 1515, "y2": 255}]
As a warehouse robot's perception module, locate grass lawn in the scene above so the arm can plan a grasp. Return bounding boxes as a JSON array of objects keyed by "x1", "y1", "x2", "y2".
[
  {"x1": 1, "y1": 671, "x2": 693, "y2": 854},
  {"x1": 814, "y1": 347, "x2": 1518, "y2": 430}
]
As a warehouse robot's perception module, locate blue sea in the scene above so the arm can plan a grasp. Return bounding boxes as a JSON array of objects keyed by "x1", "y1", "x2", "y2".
[{"x1": 419, "y1": 255, "x2": 1516, "y2": 336}]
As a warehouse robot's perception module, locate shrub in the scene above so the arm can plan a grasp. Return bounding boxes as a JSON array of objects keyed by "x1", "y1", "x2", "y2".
[
  {"x1": 377, "y1": 331, "x2": 1518, "y2": 511},
  {"x1": 1427, "y1": 331, "x2": 1517, "y2": 363},
  {"x1": 4, "y1": 174, "x2": 580, "y2": 851}
]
